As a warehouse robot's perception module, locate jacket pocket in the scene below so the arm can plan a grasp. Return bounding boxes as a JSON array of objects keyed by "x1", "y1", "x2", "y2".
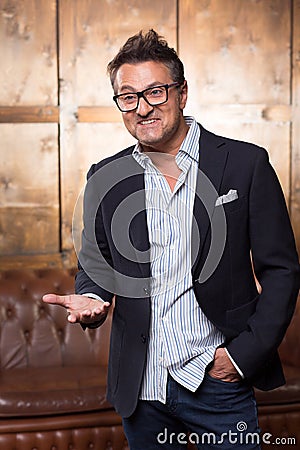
[
  {"x1": 219, "y1": 195, "x2": 247, "y2": 214},
  {"x1": 226, "y1": 295, "x2": 259, "y2": 334}
]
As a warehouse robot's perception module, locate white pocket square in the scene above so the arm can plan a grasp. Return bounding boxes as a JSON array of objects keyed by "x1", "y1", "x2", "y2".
[{"x1": 215, "y1": 189, "x2": 238, "y2": 206}]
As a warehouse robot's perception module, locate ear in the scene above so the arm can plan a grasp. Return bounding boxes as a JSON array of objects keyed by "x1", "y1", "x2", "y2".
[{"x1": 179, "y1": 80, "x2": 188, "y2": 110}]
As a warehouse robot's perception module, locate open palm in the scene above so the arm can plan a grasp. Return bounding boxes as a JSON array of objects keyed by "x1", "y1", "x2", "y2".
[{"x1": 42, "y1": 293, "x2": 110, "y2": 324}]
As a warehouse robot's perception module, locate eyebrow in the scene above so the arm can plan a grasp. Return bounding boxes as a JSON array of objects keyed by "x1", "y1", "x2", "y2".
[{"x1": 118, "y1": 81, "x2": 167, "y2": 93}]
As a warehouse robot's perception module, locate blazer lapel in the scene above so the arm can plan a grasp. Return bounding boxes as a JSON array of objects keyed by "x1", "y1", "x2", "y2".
[
  {"x1": 123, "y1": 156, "x2": 151, "y2": 279},
  {"x1": 192, "y1": 126, "x2": 229, "y2": 278}
]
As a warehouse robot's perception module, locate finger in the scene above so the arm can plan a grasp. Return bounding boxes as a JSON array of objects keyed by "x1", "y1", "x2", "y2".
[
  {"x1": 90, "y1": 302, "x2": 110, "y2": 316},
  {"x1": 43, "y1": 294, "x2": 67, "y2": 306},
  {"x1": 43, "y1": 294, "x2": 75, "y2": 309},
  {"x1": 67, "y1": 312, "x2": 79, "y2": 323},
  {"x1": 101, "y1": 301, "x2": 111, "y2": 311},
  {"x1": 94, "y1": 302, "x2": 111, "y2": 315},
  {"x1": 91, "y1": 308, "x2": 102, "y2": 316},
  {"x1": 91, "y1": 308, "x2": 107, "y2": 318}
]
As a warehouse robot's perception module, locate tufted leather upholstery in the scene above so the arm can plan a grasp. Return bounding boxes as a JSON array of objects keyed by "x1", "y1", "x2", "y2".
[
  {"x1": 255, "y1": 296, "x2": 300, "y2": 449},
  {"x1": 0, "y1": 268, "x2": 128, "y2": 450},
  {"x1": 0, "y1": 268, "x2": 298, "y2": 450}
]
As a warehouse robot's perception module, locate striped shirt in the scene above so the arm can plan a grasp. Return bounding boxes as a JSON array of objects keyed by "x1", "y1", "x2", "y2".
[{"x1": 132, "y1": 116, "x2": 225, "y2": 403}]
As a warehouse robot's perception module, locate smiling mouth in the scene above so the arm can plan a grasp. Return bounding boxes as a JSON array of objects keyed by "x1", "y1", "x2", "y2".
[{"x1": 138, "y1": 119, "x2": 158, "y2": 125}]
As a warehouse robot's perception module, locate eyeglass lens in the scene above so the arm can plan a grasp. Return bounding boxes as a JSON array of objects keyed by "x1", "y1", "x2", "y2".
[{"x1": 117, "y1": 86, "x2": 168, "y2": 111}]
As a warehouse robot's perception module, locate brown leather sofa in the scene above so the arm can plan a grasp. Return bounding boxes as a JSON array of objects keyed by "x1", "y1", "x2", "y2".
[
  {"x1": 0, "y1": 267, "x2": 298, "y2": 450},
  {"x1": 255, "y1": 298, "x2": 300, "y2": 449},
  {"x1": 0, "y1": 268, "x2": 128, "y2": 450}
]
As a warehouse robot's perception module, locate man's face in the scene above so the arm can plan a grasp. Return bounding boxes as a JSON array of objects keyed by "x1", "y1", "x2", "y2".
[{"x1": 113, "y1": 61, "x2": 188, "y2": 154}]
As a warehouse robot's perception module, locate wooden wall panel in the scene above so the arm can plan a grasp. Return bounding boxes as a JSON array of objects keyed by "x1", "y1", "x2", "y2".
[
  {"x1": 68, "y1": 0, "x2": 177, "y2": 107},
  {"x1": 0, "y1": 124, "x2": 59, "y2": 257},
  {"x1": 180, "y1": 0, "x2": 292, "y2": 202},
  {"x1": 0, "y1": 0, "x2": 299, "y2": 267},
  {"x1": 291, "y1": 0, "x2": 300, "y2": 249},
  {"x1": 0, "y1": 0, "x2": 57, "y2": 105},
  {"x1": 0, "y1": 0, "x2": 59, "y2": 264},
  {"x1": 59, "y1": 0, "x2": 177, "y2": 252},
  {"x1": 195, "y1": 110, "x2": 290, "y2": 198},
  {"x1": 0, "y1": 0, "x2": 60, "y2": 265},
  {"x1": 71, "y1": 123, "x2": 135, "y2": 255},
  {"x1": 180, "y1": 0, "x2": 291, "y2": 105}
]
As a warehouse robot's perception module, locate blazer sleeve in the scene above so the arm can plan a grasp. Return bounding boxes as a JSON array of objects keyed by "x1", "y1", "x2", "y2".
[
  {"x1": 75, "y1": 163, "x2": 115, "y2": 304},
  {"x1": 226, "y1": 148, "x2": 300, "y2": 379}
]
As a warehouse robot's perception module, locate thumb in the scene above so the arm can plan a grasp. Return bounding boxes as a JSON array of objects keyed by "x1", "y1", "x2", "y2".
[{"x1": 42, "y1": 293, "x2": 67, "y2": 306}]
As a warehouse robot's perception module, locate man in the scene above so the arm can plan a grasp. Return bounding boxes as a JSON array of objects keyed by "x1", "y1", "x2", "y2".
[{"x1": 43, "y1": 30, "x2": 300, "y2": 449}]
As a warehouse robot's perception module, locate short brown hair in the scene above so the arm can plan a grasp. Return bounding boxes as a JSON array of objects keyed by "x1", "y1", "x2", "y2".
[{"x1": 107, "y1": 29, "x2": 185, "y2": 90}]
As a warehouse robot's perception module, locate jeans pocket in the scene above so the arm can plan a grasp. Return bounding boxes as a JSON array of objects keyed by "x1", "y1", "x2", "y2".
[{"x1": 206, "y1": 373, "x2": 242, "y2": 386}]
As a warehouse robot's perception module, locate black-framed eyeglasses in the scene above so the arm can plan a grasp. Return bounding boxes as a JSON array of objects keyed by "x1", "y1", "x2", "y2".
[{"x1": 113, "y1": 82, "x2": 181, "y2": 112}]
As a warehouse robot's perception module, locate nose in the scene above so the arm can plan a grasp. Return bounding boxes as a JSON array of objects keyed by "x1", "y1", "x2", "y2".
[{"x1": 136, "y1": 96, "x2": 154, "y2": 116}]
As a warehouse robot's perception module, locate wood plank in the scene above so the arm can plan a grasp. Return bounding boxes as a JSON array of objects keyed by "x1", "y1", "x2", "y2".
[
  {"x1": 0, "y1": 106, "x2": 59, "y2": 123},
  {"x1": 0, "y1": 124, "x2": 60, "y2": 256},
  {"x1": 70, "y1": 0, "x2": 177, "y2": 107},
  {"x1": 0, "y1": 103, "x2": 290, "y2": 124},
  {"x1": 199, "y1": 120, "x2": 291, "y2": 200},
  {"x1": 191, "y1": 104, "x2": 291, "y2": 124},
  {"x1": 291, "y1": 0, "x2": 300, "y2": 251},
  {"x1": 59, "y1": 0, "x2": 177, "y2": 252},
  {"x1": 0, "y1": 1, "x2": 60, "y2": 260},
  {"x1": 0, "y1": 206, "x2": 59, "y2": 255},
  {"x1": 180, "y1": 0, "x2": 292, "y2": 209},
  {"x1": 0, "y1": 0, "x2": 58, "y2": 106},
  {"x1": 77, "y1": 104, "x2": 291, "y2": 123},
  {"x1": 0, "y1": 251, "x2": 77, "y2": 270},
  {"x1": 179, "y1": 0, "x2": 291, "y2": 107},
  {"x1": 77, "y1": 106, "x2": 121, "y2": 123},
  {"x1": 59, "y1": 0, "x2": 81, "y2": 253}
]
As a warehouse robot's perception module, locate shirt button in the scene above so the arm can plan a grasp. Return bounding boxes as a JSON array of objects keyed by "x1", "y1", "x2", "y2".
[{"x1": 141, "y1": 334, "x2": 147, "y2": 344}]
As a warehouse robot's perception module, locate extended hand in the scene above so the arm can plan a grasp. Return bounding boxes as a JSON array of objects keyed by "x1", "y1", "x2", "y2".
[
  {"x1": 42, "y1": 294, "x2": 111, "y2": 324},
  {"x1": 208, "y1": 347, "x2": 241, "y2": 382}
]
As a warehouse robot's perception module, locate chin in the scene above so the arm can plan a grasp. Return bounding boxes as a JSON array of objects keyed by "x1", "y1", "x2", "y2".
[{"x1": 138, "y1": 134, "x2": 163, "y2": 147}]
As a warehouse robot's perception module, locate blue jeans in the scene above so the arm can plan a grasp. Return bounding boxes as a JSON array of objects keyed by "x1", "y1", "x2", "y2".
[{"x1": 123, "y1": 374, "x2": 260, "y2": 449}]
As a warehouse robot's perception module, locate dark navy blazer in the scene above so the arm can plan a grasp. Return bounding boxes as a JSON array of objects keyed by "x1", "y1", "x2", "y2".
[{"x1": 76, "y1": 125, "x2": 300, "y2": 418}]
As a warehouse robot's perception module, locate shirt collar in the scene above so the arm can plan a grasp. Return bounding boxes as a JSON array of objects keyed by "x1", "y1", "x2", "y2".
[{"x1": 176, "y1": 116, "x2": 200, "y2": 165}]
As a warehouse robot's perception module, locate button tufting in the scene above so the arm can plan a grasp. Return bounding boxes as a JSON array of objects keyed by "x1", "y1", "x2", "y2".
[
  {"x1": 24, "y1": 330, "x2": 30, "y2": 340},
  {"x1": 57, "y1": 329, "x2": 64, "y2": 340}
]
